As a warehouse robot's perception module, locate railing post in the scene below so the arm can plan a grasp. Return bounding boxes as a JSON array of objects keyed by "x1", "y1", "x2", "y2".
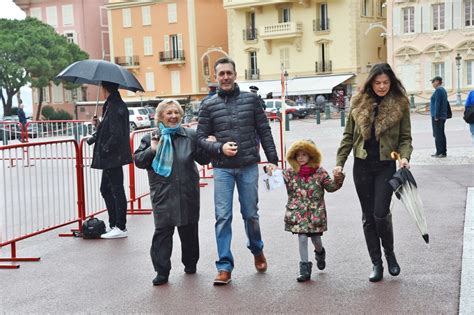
[
  {"x1": 410, "y1": 94, "x2": 415, "y2": 109},
  {"x1": 325, "y1": 102, "x2": 331, "y2": 119},
  {"x1": 340, "y1": 110, "x2": 345, "y2": 127}
]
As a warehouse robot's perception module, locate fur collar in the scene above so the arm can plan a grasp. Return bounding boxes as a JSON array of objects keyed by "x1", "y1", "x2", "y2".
[{"x1": 350, "y1": 93, "x2": 409, "y2": 141}]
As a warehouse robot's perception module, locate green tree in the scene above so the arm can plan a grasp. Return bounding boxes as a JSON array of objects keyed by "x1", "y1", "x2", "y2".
[{"x1": 0, "y1": 17, "x2": 88, "y2": 118}]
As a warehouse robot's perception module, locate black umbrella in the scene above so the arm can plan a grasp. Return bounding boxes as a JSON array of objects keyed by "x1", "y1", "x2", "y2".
[
  {"x1": 389, "y1": 162, "x2": 429, "y2": 244},
  {"x1": 55, "y1": 59, "x2": 144, "y2": 92}
]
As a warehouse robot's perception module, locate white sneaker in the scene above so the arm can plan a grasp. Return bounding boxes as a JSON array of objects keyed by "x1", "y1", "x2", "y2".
[{"x1": 101, "y1": 227, "x2": 128, "y2": 239}]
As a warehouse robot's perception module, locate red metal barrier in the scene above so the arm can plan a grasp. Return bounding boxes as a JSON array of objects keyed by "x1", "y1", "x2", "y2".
[
  {"x1": 0, "y1": 140, "x2": 82, "y2": 268},
  {"x1": 0, "y1": 121, "x2": 23, "y2": 146},
  {"x1": 24, "y1": 120, "x2": 93, "y2": 143}
]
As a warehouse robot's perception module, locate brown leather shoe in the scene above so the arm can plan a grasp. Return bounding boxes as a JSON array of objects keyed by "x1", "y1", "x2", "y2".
[
  {"x1": 254, "y1": 253, "x2": 267, "y2": 273},
  {"x1": 213, "y1": 270, "x2": 232, "y2": 286}
]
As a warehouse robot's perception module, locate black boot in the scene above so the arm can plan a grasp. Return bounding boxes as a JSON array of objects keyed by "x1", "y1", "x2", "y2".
[
  {"x1": 375, "y1": 213, "x2": 401, "y2": 276},
  {"x1": 369, "y1": 263, "x2": 384, "y2": 282},
  {"x1": 314, "y1": 247, "x2": 326, "y2": 270},
  {"x1": 296, "y1": 261, "x2": 312, "y2": 282},
  {"x1": 152, "y1": 274, "x2": 169, "y2": 286}
]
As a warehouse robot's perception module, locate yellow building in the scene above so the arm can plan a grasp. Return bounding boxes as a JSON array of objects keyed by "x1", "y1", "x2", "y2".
[
  {"x1": 106, "y1": 0, "x2": 228, "y2": 103},
  {"x1": 223, "y1": 0, "x2": 387, "y2": 99}
]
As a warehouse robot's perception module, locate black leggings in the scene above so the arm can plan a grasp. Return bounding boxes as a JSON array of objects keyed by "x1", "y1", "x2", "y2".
[{"x1": 353, "y1": 158, "x2": 396, "y2": 218}]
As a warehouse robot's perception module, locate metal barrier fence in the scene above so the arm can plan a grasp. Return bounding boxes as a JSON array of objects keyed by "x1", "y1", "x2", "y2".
[
  {"x1": 0, "y1": 140, "x2": 81, "y2": 269},
  {"x1": 0, "y1": 121, "x2": 24, "y2": 146}
]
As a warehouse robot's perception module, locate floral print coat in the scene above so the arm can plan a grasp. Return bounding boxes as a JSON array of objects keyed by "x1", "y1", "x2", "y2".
[{"x1": 283, "y1": 167, "x2": 343, "y2": 234}]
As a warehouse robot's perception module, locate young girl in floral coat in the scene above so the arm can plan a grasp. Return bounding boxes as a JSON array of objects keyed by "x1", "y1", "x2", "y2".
[{"x1": 281, "y1": 139, "x2": 344, "y2": 282}]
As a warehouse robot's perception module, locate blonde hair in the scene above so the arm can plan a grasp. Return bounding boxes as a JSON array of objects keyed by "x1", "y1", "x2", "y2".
[{"x1": 155, "y1": 99, "x2": 184, "y2": 125}]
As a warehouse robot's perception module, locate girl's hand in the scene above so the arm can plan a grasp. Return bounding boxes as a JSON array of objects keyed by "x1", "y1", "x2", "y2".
[
  {"x1": 400, "y1": 158, "x2": 410, "y2": 169},
  {"x1": 333, "y1": 166, "x2": 343, "y2": 175}
]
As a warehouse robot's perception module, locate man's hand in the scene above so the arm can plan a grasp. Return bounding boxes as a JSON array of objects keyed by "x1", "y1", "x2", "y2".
[
  {"x1": 91, "y1": 115, "x2": 99, "y2": 127},
  {"x1": 222, "y1": 142, "x2": 238, "y2": 156},
  {"x1": 333, "y1": 166, "x2": 343, "y2": 176},
  {"x1": 265, "y1": 163, "x2": 278, "y2": 176},
  {"x1": 206, "y1": 135, "x2": 217, "y2": 142}
]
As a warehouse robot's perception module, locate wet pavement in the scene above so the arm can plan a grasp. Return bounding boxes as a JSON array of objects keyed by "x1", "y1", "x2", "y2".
[{"x1": 1, "y1": 111, "x2": 473, "y2": 314}]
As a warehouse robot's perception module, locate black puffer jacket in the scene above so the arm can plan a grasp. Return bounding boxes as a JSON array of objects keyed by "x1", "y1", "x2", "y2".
[
  {"x1": 134, "y1": 128, "x2": 210, "y2": 228},
  {"x1": 91, "y1": 91, "x2": 132, "y2": 170},
  {"x1": 197, "y1": 84, "x2": 279, "y2": 168}
]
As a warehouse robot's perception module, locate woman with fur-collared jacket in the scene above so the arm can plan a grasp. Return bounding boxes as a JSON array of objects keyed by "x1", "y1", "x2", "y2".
[{"x1": 334, "y1": 63, "x2": 413, "y2": 283}]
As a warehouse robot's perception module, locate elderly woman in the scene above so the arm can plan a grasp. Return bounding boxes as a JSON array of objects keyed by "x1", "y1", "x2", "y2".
[
  {"x1": 334, "y1": 63, "x2": 413, "y2": 282},
  {"x1": 134, "y1": 99, "x2": 211, "y2": 286}
]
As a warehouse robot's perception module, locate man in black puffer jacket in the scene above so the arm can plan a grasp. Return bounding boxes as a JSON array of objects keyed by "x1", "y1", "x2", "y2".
[{"x1": 197, "y1": 57, "x2": 279, "y2": 286}]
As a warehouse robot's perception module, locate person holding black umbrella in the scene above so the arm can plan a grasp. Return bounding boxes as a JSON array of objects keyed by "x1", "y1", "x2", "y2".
[
  {"x1": 90, "y1": 81, "x2": 132, "y2": 239},
  {"x1": 333, "y1": 63, "x2": 413, "y2": 282}
]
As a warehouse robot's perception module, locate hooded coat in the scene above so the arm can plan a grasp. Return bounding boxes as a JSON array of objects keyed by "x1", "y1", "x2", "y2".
[
  {"x1": 133, "y1": 127, "x2": 210, "y2": 228},
  {"x1": 336, "y1": 92, "x2": 413, "y2": 168},
  {"x1": 283, "y1": 140, "x2": 344, "y2": 234}
]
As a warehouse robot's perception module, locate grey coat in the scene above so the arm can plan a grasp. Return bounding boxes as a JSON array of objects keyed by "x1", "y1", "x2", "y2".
[{"x1": 133, "y1": 127, "x2": 210, "y2": 228}]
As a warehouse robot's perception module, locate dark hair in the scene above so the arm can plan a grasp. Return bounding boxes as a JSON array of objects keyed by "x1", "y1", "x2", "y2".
[
  {"x1": 214, "y1": 57, "x2": 236, "y2": 72},
  {"x1": 102, "y1": 81, "x2": 119, "y2": 93},
  {"x1": 362, "y1": 63, "x2": 406, "y2": 98}
]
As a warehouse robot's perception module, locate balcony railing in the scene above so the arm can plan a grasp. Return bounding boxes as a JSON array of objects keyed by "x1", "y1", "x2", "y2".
[
  {"x1": 245, "y1": 68, "x2": 260, "y2": 80},
  {"x1": 315, "y1": 60, "x2": 332, "y2": 73},
  {"x1": 224, "y1": 0, "x2": 290, "y2": 9},
  {"x1": 313, "y1": 18, "x2": 330, "y2": 32},
  {"x1": 159, "y1": 50, "x2": 185, "y2": 64},
  {"x1": 115, "y1": 55, "x2": 140, "y2": 67},
  {"x1": 260, "y1": 22, "x2": 303, "y2": 39},
  {"x1": 243, "y1": 28, "x2": 258, "y2": 41}
]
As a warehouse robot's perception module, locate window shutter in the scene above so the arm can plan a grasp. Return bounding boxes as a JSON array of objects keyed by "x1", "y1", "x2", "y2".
[
  {"x1": 168, "y1": 3, "x2": 177, "y2": 23},
  {"x1": 122, "y1": 8, "x2": 131, "y2": 27},
  {"x1": 422, "y1": 4, "x2": 431, "y2": 33},
  {"x1": 453, "y1": 0, "x2": 462, "y2": 29},
  {"x1": 46, "y1": 6, "x2": 58, "y2": 27},
  {"x1": 62, "y1": 5, "x2": 74, "y2": 26},
  {"x1": 445, "y1": 0, "x2": 453, "y2": 30},
  {"x1": 177, "y1": 34, "x2": 183, "y2": 51},
  {"x1": 30, "y1": 7, "x2": 42, "y2": 21},
  {"x1": 424, "y1": 62, "x2": 432, "y2": 91},
  {"x1": 124, "y1": 38, "x2": 133, "y2": 58},
  {"x1": 146, "y1": 72, "x2": 155, "y2": 91},
  {"x1": 393, "y1": 7, "x2": 401, "y2": 35},
  {"x1": 414, "y1": 5, "x2": 422, "y2": 33},
  {"x1": 444, "y1": 57, "x2": 452, "y2": 90},
  {"x1": 142, "y1": 6, "x2": 151, "y2": 26},
  {"x1": 144, "y1": 37, "x2": 152, "y2": 56}
]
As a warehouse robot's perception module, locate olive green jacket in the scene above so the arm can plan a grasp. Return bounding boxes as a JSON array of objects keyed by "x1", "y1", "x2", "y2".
[{"x1": 336, "y1": 92, "x2": 413, "y2": 168}]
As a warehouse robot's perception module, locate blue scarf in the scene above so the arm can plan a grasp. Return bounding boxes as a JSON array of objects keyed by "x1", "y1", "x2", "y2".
[{"x1": 152, "y1": 123, "x2": 180, "y2": 177}]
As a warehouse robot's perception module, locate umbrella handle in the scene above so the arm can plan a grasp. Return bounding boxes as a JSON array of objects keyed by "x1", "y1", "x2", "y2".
[{"x1": 391, "y1": 151, "x2": 402, "y2": 166}]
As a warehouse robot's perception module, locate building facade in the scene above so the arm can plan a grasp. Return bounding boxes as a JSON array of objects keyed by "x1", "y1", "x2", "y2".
[
  {"x1": 387, "y1": 0, "x2": 474, "y2": 105},
  {"x1": 14, "y1": 0, "x2": 110, "y2": 119},
  {"x1": 106, "y1": 0, "x2": 228, "y2": 104},
  {"x1": 223, "y1": 0, "x2": 387, "y2": 100}
]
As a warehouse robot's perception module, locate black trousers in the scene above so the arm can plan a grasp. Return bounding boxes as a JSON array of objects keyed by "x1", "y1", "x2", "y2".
[
  {"x1": 353, "y1": 158, "x2": 396, "y2": 264},
  {"x1": 150, "y1": 223, "x2": 199, "y2": 276},
  {"x1": 100, "y1": 166, "x2": 127, "y2": 230},
  {"x1": 431, "y1": 118, "x2": 447, "y2": 155}
]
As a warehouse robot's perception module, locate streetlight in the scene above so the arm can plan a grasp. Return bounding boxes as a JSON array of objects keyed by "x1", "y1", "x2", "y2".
[{"x1": 456, "y1": 53, "x2": 462, "y2": 106}]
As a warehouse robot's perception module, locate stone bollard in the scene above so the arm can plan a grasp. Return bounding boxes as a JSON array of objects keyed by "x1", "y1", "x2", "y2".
[
  {"x1": 316, "y1": 109, "x2": 321, "y2": 124},
  {"x1": 340, "y1": 110, "x2": 345, "y2": 127},
  {"x1": 324, "y1": 103, "x2": 331, "y2": 120}
]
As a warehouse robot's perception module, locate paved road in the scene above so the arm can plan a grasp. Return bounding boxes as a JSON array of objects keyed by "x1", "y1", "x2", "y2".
[{"x1": 1, "y1": 111, "x2": 473, "y2": 314}]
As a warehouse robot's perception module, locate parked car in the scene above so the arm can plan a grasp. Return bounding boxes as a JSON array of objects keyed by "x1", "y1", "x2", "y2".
[
  {"x1": 264, "y1": 99, "x2": 308, "y2": 120},
  {"x1": 0, "y1": 116, "x2": 22, "y2": 141},
  {"x1": 128, "y1": 107, "x2": 151, "y2": 130}
]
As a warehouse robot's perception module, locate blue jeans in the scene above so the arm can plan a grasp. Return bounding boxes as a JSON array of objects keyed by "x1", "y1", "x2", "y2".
[
  {"x1": 431, "y1": 118, "x2": 447, "y2": 155},
  {"x1": 470, "y1": 123, "x2": 474, "y2": 146},
  {"x1": 213, "y1": 164, "x2": 264, "y2": 272}
]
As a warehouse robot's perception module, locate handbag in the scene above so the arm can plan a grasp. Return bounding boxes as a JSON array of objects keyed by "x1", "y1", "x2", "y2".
[
  {"x1": 446, "y1": 102, "x2": 452, "y2": 119},
  {"x1": 82, "y1": 217, "x2": 106, "y2": 239},
  {"x1": 464, "y1": 106, "x2": 474, "y2": 124}
]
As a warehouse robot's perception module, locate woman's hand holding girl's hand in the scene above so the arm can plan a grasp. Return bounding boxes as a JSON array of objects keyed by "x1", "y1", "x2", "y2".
[
  {"x1": 400, "y1": 158, "x2": 410, "y2": 169},
  {"x1": 333, "y1": 166, "x2": 343, "y2": 176}
]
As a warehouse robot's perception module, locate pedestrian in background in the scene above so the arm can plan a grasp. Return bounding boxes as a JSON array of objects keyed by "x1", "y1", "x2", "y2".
[
  {"x1": 249, "y1": 85, "x2": 266, "y2": 110},
  {"x1": 464, "y1": 90, "x2": 474, "y2": 146},
  {"x1": 18, "y1": 101, "x2": 27, "y2": 127},
  {"x1": 430, "y1": 76, "x2": 449, "y2": 158},
  {"x1": 197, "y1": 57, "x2": 279, "y2": 286},
  {"x1": 273, "y1": 139, "x2": 344, "y2": 282},
  {"x1": 90, "y1": 81, "x2": 132, "y2": 239},
  {"x1": 134, "y1": 99, "x2": 211, "y2": 286},
  {"x1": 334, "y1": 63, "x2": 413, "y2": 282}
]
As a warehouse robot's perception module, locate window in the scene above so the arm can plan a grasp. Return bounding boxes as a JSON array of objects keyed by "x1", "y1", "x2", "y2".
[
  {"x1": 46, "y1": 6, "x2": 58, "y2": 27},
  {"x1": 362, "y1": 0, "x2": 372, "y2": 17},
  {"x1": 434, "y1": 62, "x2": 445, "y2": 78},
  {"x1": 403, "y1": 7, "x2": 415, "y2": 33},
  {"x1": 122, "y1": 8, "x2": 131, "y2": 28},
  {"x1": 245, "y1": 12, "x2": 257, "y2": 40},
  {"x1": 168, "y1": 3, "x2": 177, "y2": 23},
  {"x1": 62, "y1": 4, "x2": 74, "y2": 26},
  {"x1": 142, "y1": 6, "x2": 151, "y2": 26},
  {"x1": 124, "y1": 38, "x2": 134, "y2": 63},
  {"x1": 52, "y1": 83, "x2": 63, "y2": 104},
  {"x1": 377, "y1": 0, "x2": 385, "y2": 17},
  {"x1": 203, "y1": 55, "x2": 210, "y2": 76},
  {"x1": 280, "y1": 48, "x2": 290, "y2": 69},
  {"x1": 319, "y1": 42, "x2": 329, "y2": 72},
  {"x1": 101, "y1": 32, "x2": 110, "y2": 58},
  {"x1": 279, "y1": 7, "x2": 291, "y2": 23},
  {"x1": 433, "y1": 4, "x2": 445, "y2": 31},
  {"x1": 42, "y1": 87, "x2": 50, "y2": 103},
  {"x1": 100, "y1": 6, "x2": 108, "y2": 27},
  {"x1": 30, "y1": 7, "x2": 42, "y2": 20},
  {"x1": 318, "y1": 3, "x2": 329, "y2": 31},
  {"x1": 166, "y1": 34, "x2": 183, "y2": 59},
  {"x1": 145, "y1": 72, "x2": 155, "y2": 91},
  {"x1": 467, "y1": 60, "x2": 474, "y2": 85},
  {"x1": 144, "y1": 36, "x2": 153, "y2": 56},
  {"x1": 466, "y1": 0, "x2": 474, "y2": 27},
  {"x1": 249, "y1": 51, "x2": 258, "y2": 78},
  {"x1": 64, "y1": 31, "x2": 77, "y2": 44}
]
